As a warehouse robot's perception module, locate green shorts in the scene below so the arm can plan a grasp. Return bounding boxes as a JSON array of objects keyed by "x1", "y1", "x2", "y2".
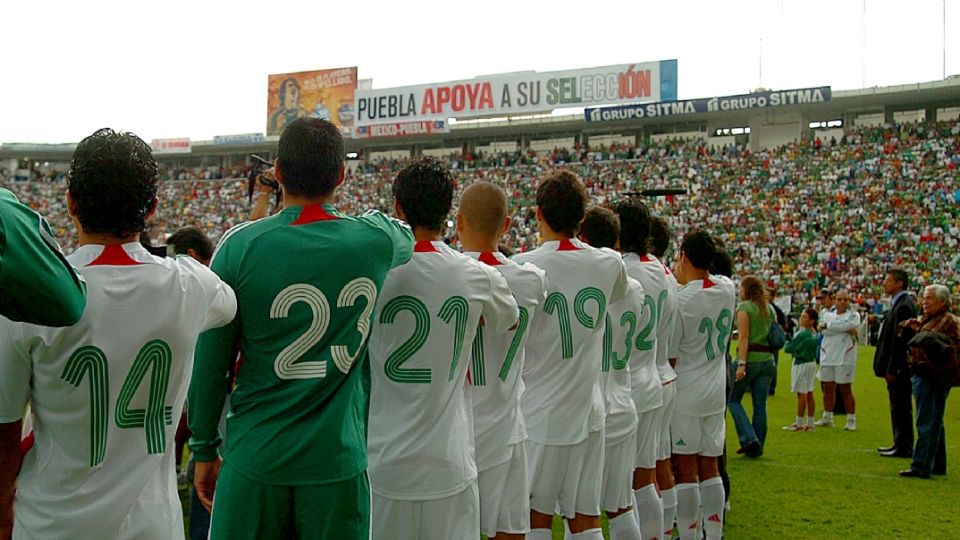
[{"x1": 209, "y1": 462, "x2": 370, "y2": 540}]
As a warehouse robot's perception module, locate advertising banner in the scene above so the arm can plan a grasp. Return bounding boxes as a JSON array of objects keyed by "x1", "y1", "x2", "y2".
[
  {"x1": 585, "y1": 86, "x2": 831, "y2": 122},
  {"x1": 355, "y1": 60, "x2": 677, "y2": 126},
  {"x1": 150, "y1": 138, "x2": 191, "y2": 154},
  {"x1": 354, "y1": 120, "x2": 449, "y2": 139},
  {"x1": 267, "y1": 67, "x2": 358, "y2": 137},
  {"x1": 212, "y1": 133, "x2": 265, "y2": 146}
]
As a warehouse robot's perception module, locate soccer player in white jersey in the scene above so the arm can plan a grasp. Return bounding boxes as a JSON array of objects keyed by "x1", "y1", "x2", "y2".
[
  {"x1": 668, "y1": 231, "x2": 736, "y2": 540},
  {"x1": 456, "y1": 181, "x2": 546, "y2": 540},
  {"x1": 578, "y1": 207, "x2": 644, "y2": 540},
  {"x1": 513, "y1": 171, "x2": 628, "y2": 540},
  {"x1": 367, "y1": 159, "x2": 519, "y2": 540},
  {"x1": 816, "y1": 288, "x2": 861, "y2": 430},
  {"x1": 0, "y1": 129, "x2": 237, "y2": 540},
  {"x1": 613, "y1": 200, "x2": 671, "y2": 540}
]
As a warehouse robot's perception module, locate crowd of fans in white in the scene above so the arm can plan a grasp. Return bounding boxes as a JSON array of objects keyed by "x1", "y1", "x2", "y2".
[{"x1": 5, "y1": 120, "x2": 959, "y2": 317}]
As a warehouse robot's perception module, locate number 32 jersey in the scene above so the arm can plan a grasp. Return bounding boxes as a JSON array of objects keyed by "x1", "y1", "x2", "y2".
[
  {"x1": 367, "y1": 241, "x2": 519, "y2": 500},
  {"x1": 669, "y1": 275, "x2": 736, "y2": 418},
  {"x1": 0, "y1": 243, "x2": 237, "y2": 540}
]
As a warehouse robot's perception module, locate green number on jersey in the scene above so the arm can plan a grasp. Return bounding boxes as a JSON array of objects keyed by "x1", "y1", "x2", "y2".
[
  {"x1": 61, "y1": 340, "x2": 174, "y2": 467},
  {"x1": 545, "y1": 287, "x2": 608, "y2": 360},
  {"x1": 380, "y1": 296, "x2": 432, "y2": 383},
  {"x1": 469, "y1": 306, "x2": 530, "y2": 386},
  {"x1": 438, "y1": 296, "x2": 469, "y2": 381},
  {"x1": 601, "y1": 314, "x2": 613, "y2": 373},
  {"x1": 635, "y1": 294, "x2": 658, "y2": 351},
  {"x1": 611, "y1": 310, "x2": 638, "y2": 371},
  {"x1": 698, "y1": 308, "x2": 734, "y2": 361}
]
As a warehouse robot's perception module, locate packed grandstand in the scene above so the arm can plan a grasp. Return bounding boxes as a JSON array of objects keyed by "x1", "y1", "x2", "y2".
[{"x1": 4, "y1": 120, "x2": 959, "y2": 318}]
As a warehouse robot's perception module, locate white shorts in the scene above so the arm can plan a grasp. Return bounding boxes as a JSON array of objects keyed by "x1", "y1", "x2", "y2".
[
  {"x1": 602, "y1": 430, "x2": 637, "y2": 513},
  {"x1": 634, "y1": 407, "x2": 659, "y2": 470},
  {"x1": 478, "y1": 443, "x2": 529, "y2": 537},
  {"x1": 818, "y1": 364, "x2": 856, "y2": 384},
  {"x1": 527, "y1": 429, "x2": 604, "y2": 519},
  {"x1": 372, "y1": 482, "x2": 479, "y2": 540},
  {"x1": 655, "y1": 382, "x2": 677, "y2": 461},
  {"x1": 791, "y1": 362, "x2": 817, "y2": 393},
  {"x1": 671, "y1": 411, "x2": 725, "y2": 457}
]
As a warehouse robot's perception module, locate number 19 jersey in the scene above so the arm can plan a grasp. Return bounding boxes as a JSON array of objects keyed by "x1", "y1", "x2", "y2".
[
  {"x1": 669, "y1": 275, "x2": 736, "y2": 417},
  {"x1": 367, "y1": 241, "x2": 519, "y2": 500},
  {"x1": 513, "y1": 238, "x2": 629, "y2": 446},
  {"x1": 0, "y1": 243, "x2": 236, "y2": 540}
]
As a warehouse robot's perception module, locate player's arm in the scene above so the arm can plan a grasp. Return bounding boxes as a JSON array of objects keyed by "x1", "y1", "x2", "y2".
[
  {"x1": 481, "y1": 266, "x2": 520, "y2": 335},
  {"x1": 668, "y1": 306, "x2": 683, "y2": 369},
  {"x1": 361, "y1": 210, "x2": 414, "y2": 268},
  {"x1": 178, "y1": 256, "x2": 237, "y2": 332},
  {"x1": 823, "y1": 312, "x2": 860, "y2": 334},
  {"x1": 0, "y1": 322, "x2": 31, "y2": 539},
  {"x1": 609, "y1": 256, "x2": 630, "y2": 304},
  {"x1": 0, "y1": 191, "x2": 86, "y2": 326}
]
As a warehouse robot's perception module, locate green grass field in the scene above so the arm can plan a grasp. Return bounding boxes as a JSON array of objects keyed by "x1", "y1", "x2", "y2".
[{"x1": 181, "y1": 346, "x2": 960, "y2": 539}]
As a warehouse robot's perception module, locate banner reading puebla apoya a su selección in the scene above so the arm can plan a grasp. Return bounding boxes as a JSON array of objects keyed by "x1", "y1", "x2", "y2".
[
  {"x1": 267, "y1": 67, "x2": 358, "y2": 137},
  {"x1": 354, "y1": 60, "x2": 678, "y2": 127}
]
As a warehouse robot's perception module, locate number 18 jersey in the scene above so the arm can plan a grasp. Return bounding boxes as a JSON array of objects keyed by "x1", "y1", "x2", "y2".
[
  {"x1": 0, "y1": 243, "x2": 236, "y2": 540},
  {"x1": 669, "y1": 275, "x2": 736, "y2": 417}
]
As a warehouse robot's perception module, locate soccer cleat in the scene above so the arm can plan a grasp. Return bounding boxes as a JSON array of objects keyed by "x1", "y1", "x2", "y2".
[
  {"x1": 782, "y1": 424, "x2": 803, "y2": 431},
  {"x1": 814, "y1": 417, "x2": 834, "y2": 427},
  {"x1": 803, "y1": 424, "x2": 815, "y2": 431},
  {"x1": 844, "y1": 419, "x2": 857, "y2": 431}
]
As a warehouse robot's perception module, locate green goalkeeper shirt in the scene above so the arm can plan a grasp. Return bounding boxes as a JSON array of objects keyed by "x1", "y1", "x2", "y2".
[
  {"x1": 0, "y1": 187, "x2": 85, "y2": 325},
  {"x1": 189, "y1": 203, "x2": 413, "y2": 485}
]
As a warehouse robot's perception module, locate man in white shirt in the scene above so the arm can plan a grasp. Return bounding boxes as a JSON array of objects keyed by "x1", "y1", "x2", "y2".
[
  {"x1": 0, "y1": 128, "x2": 237, "y2": 540},
  {"x1": 514, "y1": 171, "x2": 628, "y2": 540},
  {"x1": 815, "y1": 288, "x2": 861, "y2": 430},
  {"x1": 457, "y1": 181, "x2": 546, "y2": 540},
  {"x1": 579, "y1": 207, "x2": 644, "y2": 540},
  {"x1": 669, "y1": 231, "x2": 736, "y2": 540},
  {"x1": 367, "y1": 159, "x2": 519, "y2": 540}
]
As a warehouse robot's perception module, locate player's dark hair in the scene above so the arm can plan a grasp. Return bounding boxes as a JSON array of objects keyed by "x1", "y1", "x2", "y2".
[
  {"x1": 393, "y1": 156, "x2": 454, "y2": 231},
  {"x1": 710, "y1": 239, "x2": 735, "y2": 278},
  {"x1": 887, "y1": 268, "x2": 910, "y2": 291},
  {"x1": 168, "y1": 226, "x2": 214, "y2": 261},
  {"x1": 68, "y1": 128, "x2": 158, "y2": 238},
  {"x1": 612, "y1": 197, "x2": 650, "y2": 255},
  {"x1": 649, "y1": 216, "x2": 672, "y2": 258},
  {"x1": 579, "y1": 207, "x2": 620, "y2": 249},
  {"x1": 804, "y1": 308, "x2": 819, "y2": 326},
  {"x1": 536, "y1": 170, "x2": 587, "y2": 237},
  {"x1": 680, "y1": 229, "x2": 716, "y2": 270},
  {"x1": 277, "y1": 118, "x2": 344, "y2": 198}
]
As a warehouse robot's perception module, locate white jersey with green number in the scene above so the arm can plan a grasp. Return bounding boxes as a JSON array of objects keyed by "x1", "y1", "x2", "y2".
[
  {"x1": 602, "y1": 277, "x2": 644, "y2": 443},
  {"x1": 513, "y1": 238, "x2": 629, "y2": 446},
  {"x1": 464, "y1": 251, "x2": 546, "y2": 472},
  {"x1": 0, "y1": 243, "x2": 236, "y2": 540},
  {"x1": 669, "y1": 275, "x2": 736, "y2": 418},
  {"x1": 367, "y1": 240, "x2": 519, "y2": 500},
  {"x1": 621, "y1": 253, "x2": 670, "y2": 408}
]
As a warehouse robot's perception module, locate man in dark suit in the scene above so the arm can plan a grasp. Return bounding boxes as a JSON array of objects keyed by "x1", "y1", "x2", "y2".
[{"x1": 873, "y1": 269, "x2": 918, "y2": 457}]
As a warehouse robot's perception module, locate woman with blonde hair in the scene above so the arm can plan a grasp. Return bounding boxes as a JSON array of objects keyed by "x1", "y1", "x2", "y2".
[{"x1": 729, "y1": 275, "x2": 776, "y2": 458}]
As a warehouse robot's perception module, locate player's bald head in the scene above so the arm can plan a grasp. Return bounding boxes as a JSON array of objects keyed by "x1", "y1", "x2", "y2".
[{"x1": 459, "y1": 181, "x2": 508, "y2": 239}]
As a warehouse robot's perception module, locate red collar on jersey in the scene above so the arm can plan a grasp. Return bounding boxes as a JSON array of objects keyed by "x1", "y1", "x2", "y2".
[
  {"x1": 478, "y1": 252, "x2": 502, "y2": 266},
  {"x1": 85, "y1": 244, "x2": 143, "y2": 267},
  {"x1": 702, "y1": 276, "x2": 716, "y2": 289},
  {"x1": 639, "y1": 254, "x2": 654, "y2": 262},
  {"x1": 414, "y1": 240, "x2": 440, "y2": 252},
  {"x1": 291, "y1": 204, "x2": 340, "y2": 225},
  {"x1": 557, "y1": 239, "x2": 581, "y2": 251}
]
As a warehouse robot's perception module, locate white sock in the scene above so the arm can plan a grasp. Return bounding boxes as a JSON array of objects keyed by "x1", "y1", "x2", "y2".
[
  {"x1": 563, "y1": 519, "x2": 573, "y2": 539},
  {"x1": 661, "y1": 486, "x2": 678, "y2": 539},
  {"x1": 795, "y1": 415, "x2": 803, "y2": 426},
  {"x1": 634, "y1": 484, "x2": 664, "y2": 540},
  {"x1": 571, "y1": 528, "x2": 604, "y2": 539},
  {"x1": 806, "y1": 415, "x2": 815, "y2": 427},
  {"x1": 699, "y1": 476, "x2": 725, "y2": 540},
  {"x1": 847, "y1": 413, "x2": 856, "y2": 422},
  {"x1": 526, "y1": 528, "x2": 553, "y2": 540},
  {"x1": 675, "y1": 482, "x2": 701, "y2": 540},
  {"x1": 609, "y1": 511, "x2": 643, "y2": 540},
  {"x1": 823, "y1": 411, "x2": 833, "y2": 420}
]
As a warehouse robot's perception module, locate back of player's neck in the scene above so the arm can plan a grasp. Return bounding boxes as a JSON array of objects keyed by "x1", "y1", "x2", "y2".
[
  {"x1": 284, "y1": 194, "x2": 334, "y2": 209},
  {"x1": 413, "y1": 228, "x2": 441, "y2": 243},
  {"x1": 540, "y1": 230, "x2": 570, "y2": 243},
  {"x1": 78, "y1": 231, "x2": 139, "y2": 246}
]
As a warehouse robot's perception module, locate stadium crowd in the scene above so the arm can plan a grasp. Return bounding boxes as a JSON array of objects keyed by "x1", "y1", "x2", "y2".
[{"x1": 3, "y1": 120, "x2": 959, "y2": 316}]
